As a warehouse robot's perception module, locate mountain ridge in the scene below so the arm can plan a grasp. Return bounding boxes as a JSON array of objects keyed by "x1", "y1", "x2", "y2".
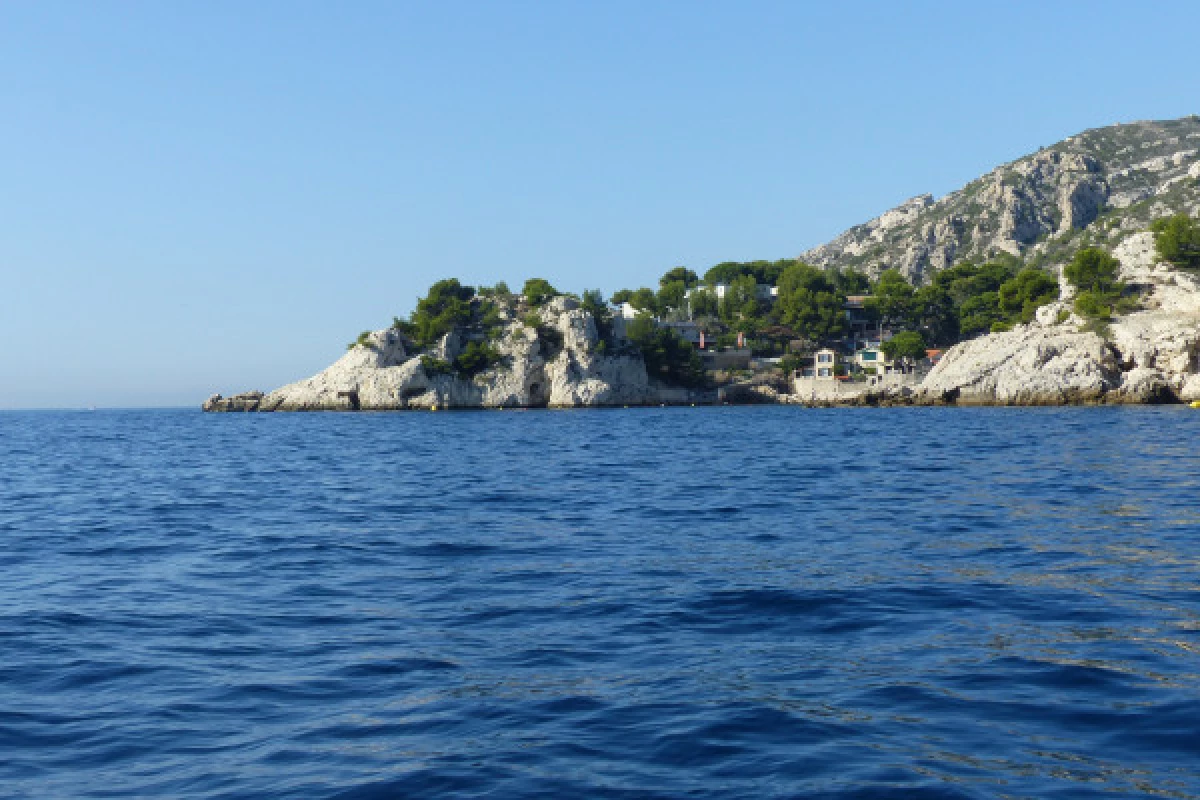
[{"x1": 800, "y1": 116, "x2": 1200, "y2": 282}]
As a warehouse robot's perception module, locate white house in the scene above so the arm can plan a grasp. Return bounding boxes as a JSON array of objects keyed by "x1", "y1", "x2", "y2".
[
  {"x1": 794, "y1": 347, "x2": 840, "y2": 379},
  {"x1": 852, "y1": 346, "x2": 893, "y2": 374},
  {"x1": 660, "y1": 320, "x2": 702, "y2": 345},
  {"x1": 814, "y1": 348, "x2": 838, "y2": 378}
]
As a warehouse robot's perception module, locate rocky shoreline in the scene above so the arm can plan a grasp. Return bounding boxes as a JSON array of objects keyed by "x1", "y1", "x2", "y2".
[{"x1": 207, "y1": 230, "x2": 1200, "y2": 414}]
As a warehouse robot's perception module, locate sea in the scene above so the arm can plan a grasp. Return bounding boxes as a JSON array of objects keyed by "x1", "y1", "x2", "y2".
[{"x1": 1, "y1": 406, "x2": 1199, "y2": 799}]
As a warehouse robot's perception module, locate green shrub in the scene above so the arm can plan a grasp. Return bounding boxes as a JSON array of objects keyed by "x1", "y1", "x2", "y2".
[
  {"x1": 997, "y1": 267, "x2": 1059, "y2": 323},
  {"x1": 1074, "y1": 290, "x2": 1112, "y2": 319},
  {"x1": 1081, "y1": 317, "x2": 1112, "y2": 339},
  {"x1": 347, "y1": 330, "x2": 375, "y2": 351},
  {"x1": 522, "y1": 312, "x2": 542, "y2": 329},
  {"x1": 580, "y1": 289, "x2": 615, "y2": 345},
  {"x1": 1066, "y1": 248, "x2": 1127, "y2": 320},
  {"x1": 478, "y1": 281, "x2": 512, "y2": 299},
  {"x1": 1065, "y1": 248, "x2": 1120, "y2": 292},
  {"x1": 453, "y1": 341, "x2": 501, "y2": 377},
  {"x1": 479, "y1": 300, "x2": 504, "y2": 339},
  {"x1": 1151, "y1": 214, "x2": 1200, "y2": 269},
  {"x1": 420, "y1": 355, "x2": 453, "y2": 376},
  {"x1": 522, "y1": 278, "x2": 558, "y2": 307},
  {"x1": 778, "y1": 354, "x2": 806, "y2": 375},
  {"x1": 405, "y1": 279, "x2": 475, "y2": 347},
  {"x1": 1055, "y1": 308, "x2": 1071, "y2": 324}
]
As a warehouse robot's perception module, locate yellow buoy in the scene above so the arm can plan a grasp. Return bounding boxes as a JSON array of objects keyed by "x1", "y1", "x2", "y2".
[
  {"x1": 431, "y1": 403, "x2": 439, "y2": 411},
  {"x1": 1190, "y1": 400, "x2": 1200, "y2": 409}
]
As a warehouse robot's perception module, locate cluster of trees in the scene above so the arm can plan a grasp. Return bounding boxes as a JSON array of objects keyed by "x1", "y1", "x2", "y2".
[
  {"x1": 625, "y1": 315, "x2": 707, "y2": 388},
  {"x1": 918, "y1": 259, "x2": 1060, "y2": 339},
  {"x1": 384, "y1": 278, "x2": 508, "y2": 378},
  {"x1": 611, "y1": 260, "x2": 870, "y2": 346},
  {"x1": 1152, "y1": 213, "x2": 1200, "y2": 270},
  {"x1": 774, "y1": 263, "x2": 860, "y2": 342},
  {"x1": 522, "y1": 278, "x2": 558, "y2": 307},
  {"x1": 382, "y1": 219, "x2": 1197, "y2": 386},
  {"x1": 611, "y1": 267, "x2": 700, "y2": 320},
  {"x1": 612, "y1": 255, "x2": 1064, "y2": 353},
  {"x1": 392, "y1": 278, "x2": 478, "y2": 347},
  {"x1": 1064, "y1": 248, "x2": 1132, "y2": 321}
]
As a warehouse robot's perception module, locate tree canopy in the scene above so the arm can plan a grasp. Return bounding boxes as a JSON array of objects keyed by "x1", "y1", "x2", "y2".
[
  {"x1": 628, "y1": 287, "x2": 659, "y2": 314},
  {"x1": 882, "y1": 330, "x2": 926, "y2": 362},
  {"x1": 657, "y1": 280, "x2": 689, "y2": 315},
  {"x1": 626, "y1": 315, "x2": 707, "y2": 387},
  {"x1": 688, "y1": 287, "x2": 719, "y2": 318},
  {"x1": 702, "y1": 259, "x2": 793, "y2": 287},
  {"x1": 522, "y1": 278, "x2": 559, "y2": 307},
  {"x1": 998, "y1": 268, "x2": 1059, "y2": 323},
  {"x1": 404, "y1": 278, "x2": 475, "y2": 346},
  {"x1": 869, "y1": 269, "x2": 916, "y2": 327},
  {"x1": 774, "y1": 263, "x2": 846, "y2": 342},
  {"x1": 1151, "y1": 214, "x2": 1200, "y2": 269},
  {"x1": 1065, "y1": 248, "x2": 1124, "y2": 320},
  {"x1": 660, "y1": 267, "x2": 699, "y2": 288},
  {"x1": 719, "y1": 274, "x2": 763, "y2": 323},
  {"x1": 1064, "y1": 248, "x2": 1120, "y2": 292}
]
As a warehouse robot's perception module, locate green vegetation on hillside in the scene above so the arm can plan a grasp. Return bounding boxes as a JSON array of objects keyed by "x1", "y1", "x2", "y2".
[
  {"x1": 522, "y1": 278, "x2": 559, "y2": 307},
  {"x1": 376, "y1": 212, "x2": 1187, "y2": 393},
  {"x1": 626, "y1": 315, "x2": 707, "y2": 388},
  {"x1": 1065, "y1": 247, "x2": 1131, "y2": 322},
  {"x1": 394, "y1": 278, "x2": 475, "y2": 347},
  {"x1": 347, "y1": 330, "x2": 376, "y2": 351},
  {"x1": 774, "y1": 263, "x2": 846, "y2": 342},
  {"x1": 1152, "y1": 213, "x2": 1200, "y2": 269}
]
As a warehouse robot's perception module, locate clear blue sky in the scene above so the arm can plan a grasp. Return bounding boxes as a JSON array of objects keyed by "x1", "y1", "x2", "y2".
[{"x1": 2, "y1": 1, "x2": 1197, "y2": 408}]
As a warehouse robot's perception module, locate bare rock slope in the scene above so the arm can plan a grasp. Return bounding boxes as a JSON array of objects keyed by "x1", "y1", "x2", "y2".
[{"x1": 801, "y1": 117, "x2": 1200, "y2": 284}]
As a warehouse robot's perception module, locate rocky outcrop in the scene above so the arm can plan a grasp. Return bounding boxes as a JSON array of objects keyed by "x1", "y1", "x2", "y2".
[
  {"x1": 917, "y1": 329, "x2": 1119, "y2": 405},
  {"x1": 203, "y1": 391, "x2": 265, "y2": 412},
  {"x1": 801, "y1": 117, "x2": 1200, "y2": 283},
  {"x1": 207, "y1": 297, "x2": 701, "y2": 411},
  {"x1": 913, "y1": 233, "x2": 1200, "y2": 405}
]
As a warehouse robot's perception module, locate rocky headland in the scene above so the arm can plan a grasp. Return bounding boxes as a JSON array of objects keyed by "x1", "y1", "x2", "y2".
[
  {"x1": 206, "y1": 117, "x2": 1200, "y2": 412},
  {"x1": 205, "y1": 296, "x2": 708, "y2": 412},
  {"x1": 817, "y1": 233, "x2": 1200, "y2": 407}
]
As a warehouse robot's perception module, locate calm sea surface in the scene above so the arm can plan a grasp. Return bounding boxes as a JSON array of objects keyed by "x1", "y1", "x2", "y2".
[{"x1": 2, "y1": 407, "x2": 1199, "y2": 799}]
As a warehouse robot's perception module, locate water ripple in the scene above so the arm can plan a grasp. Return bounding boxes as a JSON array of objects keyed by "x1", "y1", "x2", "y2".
[{"x1": 1, "y1": 406, "x2": 1199, "y2": 798}]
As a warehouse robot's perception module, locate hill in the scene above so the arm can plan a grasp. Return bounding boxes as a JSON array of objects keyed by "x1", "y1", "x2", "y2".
[{"x1": 801, "y1": 116, "x2": 1200, "y2": 282}]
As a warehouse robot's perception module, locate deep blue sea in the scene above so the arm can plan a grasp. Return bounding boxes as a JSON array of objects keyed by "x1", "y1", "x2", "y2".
[{"x1": 2, "y1": 407, "x2": 1199, "y2": 799}]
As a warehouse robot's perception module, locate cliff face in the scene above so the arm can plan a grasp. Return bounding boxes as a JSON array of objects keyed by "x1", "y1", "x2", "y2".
[
  {"x1": 204, "y1": 297, "x2": 695, "y2": 411},
  {"x1": 916, "y1": 233, "x2": 1200, "y2": 405},
  {"x1": 801, "y1": 117, "x2": 1200, "y2": 284}
]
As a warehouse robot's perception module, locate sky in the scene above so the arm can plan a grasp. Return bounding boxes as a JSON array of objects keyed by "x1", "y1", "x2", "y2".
[{"x1": 2, "y1": 1, "x2": 1198, "y2": 408}]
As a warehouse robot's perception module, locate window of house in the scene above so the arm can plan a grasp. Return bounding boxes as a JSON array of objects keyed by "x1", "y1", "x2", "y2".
[
  {"x1": 862, "y1": 351, "x2": 876, "y2": 361},
  {"x1": 817, "y1": 353, "x2": 832, "y2": 363},
  {"x1": 818, "y1": 368, "x2": 831, "y2": 377}
]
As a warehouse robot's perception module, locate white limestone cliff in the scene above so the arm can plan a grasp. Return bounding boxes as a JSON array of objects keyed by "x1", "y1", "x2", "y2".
[
  {"x1": 204, "y1": 297, "x2": 678, "y2": 411},
  {"x1": 916, "y1": 233, "x2": 1200, "y2": 405}
]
